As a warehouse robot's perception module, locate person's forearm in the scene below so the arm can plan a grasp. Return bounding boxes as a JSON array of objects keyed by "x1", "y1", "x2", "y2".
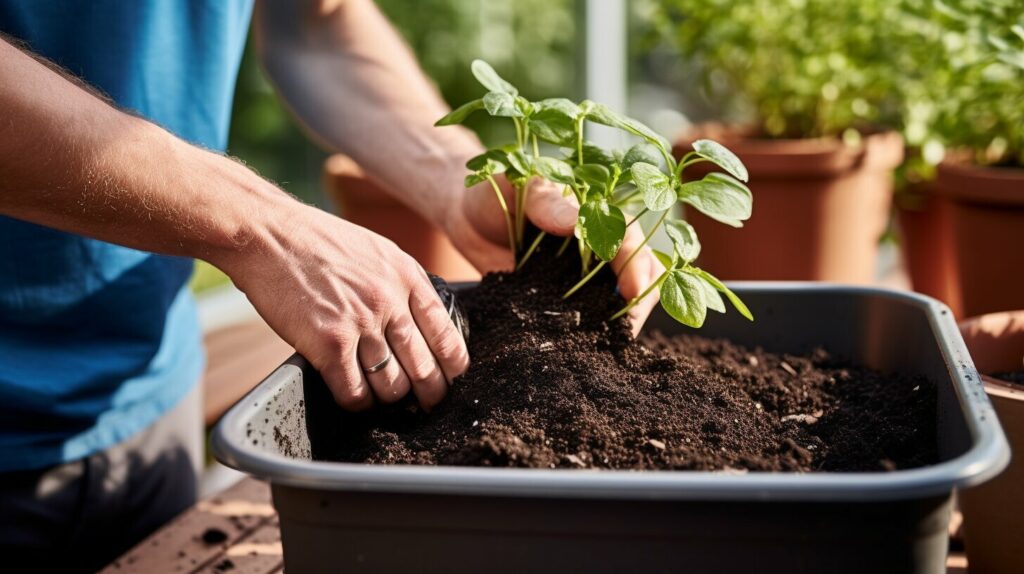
[
  {"x1": 0, "y1": 38, "x2": 297, "y2": 269},
  {"x1": 253, "y1": 0, "x2": 483, "y2": 226}
]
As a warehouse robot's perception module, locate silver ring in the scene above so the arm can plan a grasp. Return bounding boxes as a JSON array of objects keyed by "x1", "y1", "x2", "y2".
[{"x1": 362, "y1": 349, "x2": 393, "y2": 374}]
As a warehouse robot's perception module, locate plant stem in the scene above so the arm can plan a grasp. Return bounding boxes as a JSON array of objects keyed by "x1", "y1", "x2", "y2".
[
  {"x1": 576, "y1": 116, "x2": 585, "y2": 166},
  {"x1": 617, "y1": 209, "x2": 669, "y2": 275},
  {"x1": 563, "y1": 259, "x2": 607, "y2": 299},
  {"x1": 675, "y1": 156, "x2": 710, "y2": 178},
  {"x1": 562, "y1": 208, "x2": 652, "y2": 300},
  {"x1": 610, "y1": 269, "x2": 669, "y2": 321},
  {"x1": 532, "y1": 134, "x2": 540, "y2": 158},
  {"x1": 487, "y1": 175, "x2": 518, "y2": 261},
  {"x1": 556, "y1": 235, "x2": 573, "y2": 257},
  {"x1": 515, "y1": 184, "x2": 527, "y2": 245},
  {"x1": 516, "y1": 231, "x2": 546, "y2": 270},
  {"x1": 514, "y1": 118, "x2": 524, "y2": 150}
]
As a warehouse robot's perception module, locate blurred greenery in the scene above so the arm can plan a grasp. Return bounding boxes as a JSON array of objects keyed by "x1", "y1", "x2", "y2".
[
  {"x1": 192, "y1": 0, "x2": 578, "y2": 294},
  {"x1": 645, "y1": 0, "x2": 1024, "y2": 169}
]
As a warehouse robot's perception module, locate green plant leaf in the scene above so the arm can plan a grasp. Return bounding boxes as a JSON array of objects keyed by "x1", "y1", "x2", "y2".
[
  {"x1": 466, "y1": 149, "x2": 509, "y2": 173},
  {"x1": 528, "y1": 98, "x2": 580, "y2": 146},
  {"x1": 465, "y1": 172, "x2": 488, "y2": 187},
  {"x1": 660, "y1": 269, "x2": 707, "y2": 328},
  {"x1": 506, "y1": 150, "x2": 532, "y2": 176},
  {"x1": 678, "y1": 172, "x2": 753, "y2": 227},
  {"x1": 651, "y1": 249, "x2": 677, "y2": 270},
  {"x1": 694, "y1": 269, "x2": 754, "y2": 321},
  {"x1": 691, "y1": 139, "x2": 749, "y2": 182},
  {"x1": 576, "y1": 198, "x2": 625, "y2": 261},
  {"x1": 436, "y1": 99, "x2": 485, "y2": 126},
  {"x1": 583, "y1": 101, "x2": 671, "y2": 151},
  {"x1": 566, "y1": 142, "x2": 617, "y2": 167},
  {"x1": 690, "y1": 270, "x2": 725, "y2": 313},
  {"x1": 534, "y1": 157, "x2": 576, "y2": 185},
  {"x1": 664, "y1": 219, "x2": 701, "y2": 263},
  {"x1": 575, "y1": 163, "x2": 611, "y2": 194},
  {"x1": 630, "y1": 162, "x2": 675, "y2": 211},
  {"x1": 471, "y1": 60, "x2": 517, "y2": 96},
  {"x1": 483, "y1": 92, "x2": 524, "y2": 118},
  {"x1": 622, "y1": 143, "x2": 663, "y2": 170}
]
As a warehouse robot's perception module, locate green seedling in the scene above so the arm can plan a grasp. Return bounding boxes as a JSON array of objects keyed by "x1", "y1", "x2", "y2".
[{"x1": 436, "y1": 59, "x2": 755, "y2": 328}]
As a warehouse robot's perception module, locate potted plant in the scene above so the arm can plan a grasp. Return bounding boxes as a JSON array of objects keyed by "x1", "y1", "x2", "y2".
[
  {"x1": 649, "y1": 0, "x2": 905, "y2": 283},
  {"x1": 925, "y1": 1, "x2": 1024, "y2": 318},
  {"x1": 958, "y1": 310, "x2": 1024, "y2": 574},
  {"x1": 212, "y1": 61, "x2": 1009, "y2": 573}
]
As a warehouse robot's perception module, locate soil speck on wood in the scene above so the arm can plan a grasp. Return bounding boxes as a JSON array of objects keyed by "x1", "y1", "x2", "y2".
[
  {"x1": 201, "y1": 527, "x2": 228, "y2": 545},
  {"x1": 316, "y1": 236, "x2": 938, "y2": 472}
]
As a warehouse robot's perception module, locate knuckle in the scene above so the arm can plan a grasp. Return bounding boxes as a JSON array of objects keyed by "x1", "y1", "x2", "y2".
[
  {"x1": 429, "y1": 326, "x2": 466, "y2": 364},
  {"x1": 407, "y1": 355, "x2": 441, "y2": 384}
]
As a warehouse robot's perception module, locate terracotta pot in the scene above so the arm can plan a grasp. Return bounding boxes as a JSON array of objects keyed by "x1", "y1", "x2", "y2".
[
  {"x1": 958, "y1": 310, "x2": 1024, "y2": 574},
  {"x1": 936, "y1": 161, "x2": 1024, "y2": 318},
  {"x1": 673, "y1": 126, "x2": 903, "y2": 283},
  {"x1": 896, "y1": 183, "x2": 963, "y2": 317},
  {"x1": 323, "y1": 155, "x2": 480, "y2": 282}
]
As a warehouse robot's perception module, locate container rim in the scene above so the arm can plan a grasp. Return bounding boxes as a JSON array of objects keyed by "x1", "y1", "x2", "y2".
[{"x1": 212, "y1": 282, "x2": 1010, "y2": 502}]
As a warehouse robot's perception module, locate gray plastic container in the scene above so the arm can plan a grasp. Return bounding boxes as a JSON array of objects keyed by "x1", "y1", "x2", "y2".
[{"x1": 213, "y1": 283, "x2": 1009, "y2": 574}]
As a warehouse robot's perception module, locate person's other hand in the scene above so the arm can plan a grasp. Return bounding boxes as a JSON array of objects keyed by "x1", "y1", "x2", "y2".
[
  {"x1": 218, "y1": 203, "x2": 468, "y2": 411},
  {"x1": 443, "y1": 176, "x2": 663, "y2": 336}
]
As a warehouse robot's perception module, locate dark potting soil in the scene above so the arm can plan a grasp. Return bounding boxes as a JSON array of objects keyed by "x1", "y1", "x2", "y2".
[
  {"x1": 993, "y1": 370, "x2": 1024, "y2": 386},
  {"x1": 318, "y1": 238, "x2": 938, "y2": 472}
]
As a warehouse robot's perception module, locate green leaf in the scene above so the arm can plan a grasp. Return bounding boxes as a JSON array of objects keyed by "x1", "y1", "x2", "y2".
[
  {"x1": 678, "y1": 172, "x2": 753, "y2": 228},
  {"x1": 566, "y1": 142, "x2": 617, "y2": 167},
  {"x1": 630, "y1": 162, "x2": 675, "y2": 211},
  {"x1": 691, "y1": 270, "x2": 725, "y2": 313},
  {"x1": 660, "y1": 270, "x2": 707, "y2": 328},
  {"x1": 466, "y1": 149, "x2": 509, "y2": 173},
  {"x1": 483, "y1": 92, "x2": 524, "y2": 118},
  {"x1": 465, "y1": 172, "x2": 488, "y2": 187},
  {"x1": 622, "y1": 143, "x2": 663, "y2": 170},
  {"x1": 534, "y1": 157, "x2": 575, "y2": 185},
  {"x1": 651, "y1": 249, "x2": 677, "y2": 270},
  {"x1": 695, "y1": 269, "x2": 754, "y2": 321},
  {"x1": 583, "y1": 102, "x2": 671, "y2": 151},
  {"x1": 506, "y1": 150, "x2": 532, "y2": 176},
  {"x1": 576, "y1": 199, "x2": 626, "y2": 261},
  {"x1": 436, "y1": 99, "x2": 485, "y2": 126},
  {"x1": 471, "y1": 60, "x2": 517, "y2": 95},
  {"x1": 691, "y1": 139, "x2": 749, "y2": 183},
  {"x1": 575, "y1": 163, "x2": 611, "y2": 189},
  {"x1": 664, "y1": 219, "x2": 701, "y2": 263},
  {"x1": 528, "y1": 99, "x2": 580, "y2": 146}
]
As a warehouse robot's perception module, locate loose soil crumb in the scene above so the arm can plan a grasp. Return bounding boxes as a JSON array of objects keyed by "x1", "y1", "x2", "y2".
[
  {"x1": 316, "y1": 237, "x2": 938, "y2": 472},
  {"x1": 201, "y1": 528, "x2": 228, "y2": 545}
]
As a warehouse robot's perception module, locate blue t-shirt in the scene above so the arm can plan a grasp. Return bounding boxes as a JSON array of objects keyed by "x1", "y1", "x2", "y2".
[{"x1": 0, "y1": 0, "x2": 253, "y2": 471}]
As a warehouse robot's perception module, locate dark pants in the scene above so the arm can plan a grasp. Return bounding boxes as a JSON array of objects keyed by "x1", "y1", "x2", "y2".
[{"x1": 0, "y1": 385, "x2": 202, "y2": 573}]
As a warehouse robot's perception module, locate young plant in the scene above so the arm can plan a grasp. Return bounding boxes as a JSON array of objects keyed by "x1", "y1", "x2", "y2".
[{"x1": 436, "y1": 60, "x2": 754, "y2": 328}]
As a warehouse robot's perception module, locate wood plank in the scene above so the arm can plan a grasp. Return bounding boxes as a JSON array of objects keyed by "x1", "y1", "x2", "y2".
[
  {"x1": 101, "y1": 479, "x2": 273, "y2": 574},
  {"x1": 203, "y1": 320, "x2": 293, "y2": 425},
  {"x1": 196, "y1": 521, "x2": 283, "y2": 574}
]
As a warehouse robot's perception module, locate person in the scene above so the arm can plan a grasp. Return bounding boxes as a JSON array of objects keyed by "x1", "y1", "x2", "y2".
[{"x1": 0, "y1": 0, "x2": 662, "y2": 570}]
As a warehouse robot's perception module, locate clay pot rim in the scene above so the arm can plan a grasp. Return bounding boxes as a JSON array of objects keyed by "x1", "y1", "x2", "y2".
[
  {"x1": 672, "y1": 123, "x2": 904, "y2": 177},
  {"x1": 935, "y1": 156, "x2": 1024, "y2": 207},
  {"x1": 959, "y1": 310, "x2": 1024, "y2": 391}
]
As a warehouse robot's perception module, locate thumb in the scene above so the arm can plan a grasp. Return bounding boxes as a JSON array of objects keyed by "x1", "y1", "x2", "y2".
[{"x1": 524, "y1": 177, "x2": 579, "y2": 236}]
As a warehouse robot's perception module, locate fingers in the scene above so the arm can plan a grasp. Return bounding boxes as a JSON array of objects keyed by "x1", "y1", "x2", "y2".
[
  {"x1": 611, "y1": 221, "x2": 665, "y2": 337},
  {"x1": 409, "y1": 273, "x2": 470, "y2": 383},
  {"x1": 385, "y1": 311, "x2": 448, "y2": 410},
  {"x1": 524, "y1": 177, "x2": 579, "y2": 236},
  {"x1": 319, "y1": 341, "x2": 375, "y2": 412},
  {"x1": 357, "y1": 333, "x2": 411, "y2": 404}
]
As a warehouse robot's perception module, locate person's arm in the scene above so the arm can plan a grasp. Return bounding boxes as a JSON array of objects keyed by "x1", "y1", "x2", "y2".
[
  {"x1": 0, "y1": 37, "x2": 467, "y2": 411},
  {"x1": 253, "y1": 0, "x2": 663, "y2": 328}
]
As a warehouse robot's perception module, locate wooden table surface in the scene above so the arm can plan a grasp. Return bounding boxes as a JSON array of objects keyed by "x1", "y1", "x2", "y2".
[{"x1": 102, "y1": 476, "x2": 968, "y2": 573}]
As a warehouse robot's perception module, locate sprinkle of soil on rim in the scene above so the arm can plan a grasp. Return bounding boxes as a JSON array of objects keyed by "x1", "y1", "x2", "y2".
[{"x1": 315, "y1": 236, "x2": 938, "y2": 472}]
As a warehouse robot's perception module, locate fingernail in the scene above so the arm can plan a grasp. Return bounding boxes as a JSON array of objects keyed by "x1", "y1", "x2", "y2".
[{"x1": 554, "y1": 203, "x2": 577, "y2": 229}]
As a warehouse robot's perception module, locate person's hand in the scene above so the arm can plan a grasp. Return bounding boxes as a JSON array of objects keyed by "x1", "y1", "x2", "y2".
[
  {"x1": 217, "y1": 202, "x2": 469, "y2": 412},
  {"x1": 443, "y1": 175, "x2": 663, "y2": 336}
]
